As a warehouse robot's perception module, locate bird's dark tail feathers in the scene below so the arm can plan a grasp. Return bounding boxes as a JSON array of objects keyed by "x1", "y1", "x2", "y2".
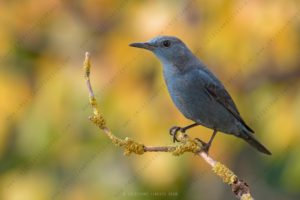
[{"x1": 239, "y1": 130, "x2": 272, "y2": 155}]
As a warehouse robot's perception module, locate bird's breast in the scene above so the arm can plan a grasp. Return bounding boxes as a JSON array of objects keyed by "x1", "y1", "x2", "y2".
[{"x1": 163, "y1": 69, "x2": 210, "y2": 121}]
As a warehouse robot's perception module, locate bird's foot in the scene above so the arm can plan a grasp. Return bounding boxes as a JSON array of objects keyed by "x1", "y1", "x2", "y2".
[
  {"x1": 194, "y1": 138, "x2": 211, "y2": 154},
  {"x1": 169, "y1": 126, "x2": 186, "y2": 143}
]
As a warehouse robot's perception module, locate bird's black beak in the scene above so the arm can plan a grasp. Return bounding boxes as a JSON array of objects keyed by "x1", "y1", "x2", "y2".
[{"x1": 129, "y1": 42, "x2": 155, "y2": 50}]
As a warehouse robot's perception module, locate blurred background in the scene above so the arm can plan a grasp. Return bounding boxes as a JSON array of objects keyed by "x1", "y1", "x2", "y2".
[{"x1": 1, "y1": 0, "x2": 300, "y2": 199}]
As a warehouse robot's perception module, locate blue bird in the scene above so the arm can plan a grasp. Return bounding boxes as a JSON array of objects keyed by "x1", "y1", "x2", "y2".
[{"x1": 130, "y1": 36, "x2": 271, "y2": 155}]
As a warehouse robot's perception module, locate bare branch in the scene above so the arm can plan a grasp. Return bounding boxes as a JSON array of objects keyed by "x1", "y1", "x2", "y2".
[{"x1": 83, "y1": 52, "x2": 254, "y2": 200}]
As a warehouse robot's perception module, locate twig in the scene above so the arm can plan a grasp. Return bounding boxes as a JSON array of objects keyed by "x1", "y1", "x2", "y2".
[{"x1": 83, "y1": 52, "x2": 254, "y2": 200}]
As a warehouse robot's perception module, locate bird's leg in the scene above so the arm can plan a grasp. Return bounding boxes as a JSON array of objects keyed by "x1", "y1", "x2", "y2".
[
  {"x1": 181, "y1": 123, "x2": 199, "y2": 132},
  {"x1": 169, "y1": 123, "x2": 199, "y2": 143},
  {"x1": 197, "y1": 130, "x2": 217, "y2": 154}
]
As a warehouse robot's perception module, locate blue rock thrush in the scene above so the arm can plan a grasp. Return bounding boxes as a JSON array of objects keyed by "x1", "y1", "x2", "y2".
[{"x1": 130, "y1": 36, "x2": 271, "y2": 155}]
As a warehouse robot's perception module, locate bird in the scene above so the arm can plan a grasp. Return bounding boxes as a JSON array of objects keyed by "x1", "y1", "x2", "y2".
[{"x1": 129, "y1": 36, "x2": 271, "y2": 155}]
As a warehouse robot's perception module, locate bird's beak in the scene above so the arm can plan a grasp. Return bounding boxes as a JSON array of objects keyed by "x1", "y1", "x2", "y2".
[{"x1": 129, "y1": 42, "x2": 155, "y2": 50}]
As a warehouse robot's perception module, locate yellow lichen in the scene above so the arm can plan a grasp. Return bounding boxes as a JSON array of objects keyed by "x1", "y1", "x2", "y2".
[
  {"x1": 105, "y1": 131, "x2": 145, "y2": 156},
  {"x1": 89, "y1": 97, "x2": 100, "y2": 116},
  {"x1": 172, "y1": 138, "x2": 202, "y2": 156},
  {"x1": 89, "y1": 114, "x2": 106, "y2": 129},
  {"x1": 121, "y1": 137, "x2": 145, "y2": 156},
  {"x1": 212, "y1": 162, "x2": 237, "y2": 184},
  {"x1": 241, "y1": 193, "x2": 253, "y2": 200},
  {"x1": 84, "y1": 52, "x2": 91, "y2": 80},
  {"x1": 89, "y1": 97, "x2": 97, "y2": 107}
]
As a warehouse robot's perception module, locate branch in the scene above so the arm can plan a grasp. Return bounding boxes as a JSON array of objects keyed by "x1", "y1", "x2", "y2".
[{"x1": 83, "y1": 52, "x2": 254, "y2": 200}]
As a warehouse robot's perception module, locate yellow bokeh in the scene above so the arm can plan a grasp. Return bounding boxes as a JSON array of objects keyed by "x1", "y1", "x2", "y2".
[{"x1": 1, "y1": 0, "x2": 300, "y2": 199}]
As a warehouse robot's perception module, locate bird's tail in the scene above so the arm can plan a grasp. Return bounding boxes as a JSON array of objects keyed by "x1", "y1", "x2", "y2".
[{"x1": 239, "y1": 130, "x2": 272, "y2": 155}]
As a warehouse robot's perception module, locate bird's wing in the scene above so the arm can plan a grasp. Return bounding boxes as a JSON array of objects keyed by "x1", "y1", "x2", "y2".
[{"x1": 204, "y1": 83, "x2": 255, "y2": 133}]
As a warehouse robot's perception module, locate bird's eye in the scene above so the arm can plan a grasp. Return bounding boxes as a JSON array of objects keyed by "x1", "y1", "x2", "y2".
[{"x1": 162, "y1": 40, "x2": 171, "y2": 47}]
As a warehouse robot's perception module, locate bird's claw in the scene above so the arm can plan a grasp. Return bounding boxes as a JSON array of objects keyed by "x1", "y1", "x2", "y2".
[
  {"x1": 169, "y1": 126, "x2": 184, "y2": 143},
  {"x1": 194, "y1": 138, "x2": 210, "y2": 154}
]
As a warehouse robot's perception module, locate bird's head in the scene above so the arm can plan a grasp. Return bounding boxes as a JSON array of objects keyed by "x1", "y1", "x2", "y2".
[{"x1": 130, "y1": 36, "x2": 193, "y2": 66}]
